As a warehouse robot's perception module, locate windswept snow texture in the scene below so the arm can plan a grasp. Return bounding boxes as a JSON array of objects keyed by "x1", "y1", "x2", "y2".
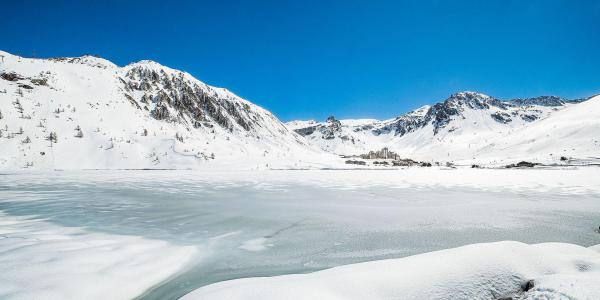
[
  {"x1": 288, "y1": 92, "x2": 600, "y2": 166},
  {"x1": 0, "y1": 212, "x2": 197, "y2": 300},
  {"x1": 183, "y1": 241, "x2": 600, "y2": 300},
  {"x1": 0, "y1": 50, "x2": 333, "y2": 170},
  {"x1": 1, "y1": 169, "x2": 600, "y2": 299}
]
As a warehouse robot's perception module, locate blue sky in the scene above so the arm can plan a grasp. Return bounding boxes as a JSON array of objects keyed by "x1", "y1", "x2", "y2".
[{"x1": 1, "y1": 0, "x2": 599, "y2": 121}]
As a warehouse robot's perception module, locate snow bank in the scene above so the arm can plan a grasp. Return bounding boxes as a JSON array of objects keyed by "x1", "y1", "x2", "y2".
[
  {"x1": 182, "y1": 241, "x2": 600, "y2": 300},
  {"x1": 0, "y1": 212, "x2": 198, "y2": 300}
]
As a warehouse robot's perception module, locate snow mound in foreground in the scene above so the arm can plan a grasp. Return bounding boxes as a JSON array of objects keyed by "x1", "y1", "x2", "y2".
[
  {"x1": 183, "y1": 241, "x2": 600, "y2": 300},
  {"x1": 0, "y1": 212, "x2": 198, "y2": 300}
]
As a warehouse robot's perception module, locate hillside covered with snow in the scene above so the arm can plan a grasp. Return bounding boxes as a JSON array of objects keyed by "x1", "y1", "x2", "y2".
[
  {"x1": 0, "y1": 51, "x2": 335, "y2": 170},
  {"x1": 288, "y1": 92, "x2": 600, "y2": 166},
  {"x1": 1, "y1": 50, "x2": 597, "y2": 170}
]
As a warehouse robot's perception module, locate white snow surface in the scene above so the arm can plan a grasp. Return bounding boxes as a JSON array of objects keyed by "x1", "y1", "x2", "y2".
[
  {"x1": 183, "y1": 241, "x2": 600, "y2": 300},
  {"x1": 478, "y1": 95, "x2": 600, "y2": 163},
  {"x1": 0, "y1": 212, "x2": 198, "y2": 300}
]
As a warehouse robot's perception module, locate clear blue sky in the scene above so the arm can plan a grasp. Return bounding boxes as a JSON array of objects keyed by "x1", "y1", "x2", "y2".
[{"x1": 2, "y1": 0, "x2": 599, "y2": 121}]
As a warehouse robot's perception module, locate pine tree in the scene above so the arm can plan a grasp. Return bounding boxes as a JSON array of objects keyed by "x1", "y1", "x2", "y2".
[{"x1": 47, "y1": 132, "x2": 58, "y2": 143}]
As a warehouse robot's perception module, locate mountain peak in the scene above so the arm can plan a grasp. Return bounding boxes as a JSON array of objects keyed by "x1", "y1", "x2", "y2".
[
  {"x1": 124, "y1": 60, "x2": 179, "y2": 74},
  {"x1": 48, "y1": 54, "x2": 117, "y2": 69},
  {"x1": 449, "y1": 91, "x2": 491, "y2": 100},
  {"x1": 127, "y1": 59, "x2": 164, "y2": 68}
]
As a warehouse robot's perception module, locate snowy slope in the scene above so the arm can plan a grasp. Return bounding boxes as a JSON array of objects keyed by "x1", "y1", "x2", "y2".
[
  {"x1": 475, "y1": 94, "x2": 600, "y2": 164},
  {"x1": 0, "y1": 51, "x2": 335, "y2": 170},
  {"x1": 183, "y1": 241, "x2": 600, "y2": 300},
  {"x1": 289, "y1": 92, "x2": 597, "y2": 165}
]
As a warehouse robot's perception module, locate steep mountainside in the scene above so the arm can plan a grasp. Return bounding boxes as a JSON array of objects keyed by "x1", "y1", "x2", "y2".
[
  {"x1": 0, "y1": 51, "x2": 333, "y2": 170},
  {"x1": 288, "y1": 92, "x2": 597, "y2": 165}
]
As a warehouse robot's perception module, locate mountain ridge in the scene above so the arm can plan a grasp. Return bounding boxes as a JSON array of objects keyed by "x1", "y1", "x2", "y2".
[{"x1": 287, "y1": 91, "x2": 599, "y2": 165}]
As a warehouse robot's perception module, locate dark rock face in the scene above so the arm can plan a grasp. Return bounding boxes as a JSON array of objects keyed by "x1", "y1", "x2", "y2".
[
  {"x1": 369, "y1": 92, "x2": 578, "y2": 136},
  {"x1": 423, "y1": 92, "x2": 507, "y2": 134},
  {"x1": 30, "y1": 78, "x2": 48, "y2": 86},
  {"x1": 1, "y1": 72, "x2": 24, "y2": 81},
  {"x1": 522, "y1": 279, "x2": 535, "y2": 291},
  {"x1": 1, "y1": 72, "x2": 49, "y2": 88},
  {"x1": 294, "y1": 126, "x2": 317, "y2": 136},
  {"x1": 520, "y1": 114, "x2": 539, "y2": 122},
  {"x1": 425, "y1": 101, "x2": 463, "y2": 134},
  {"x1": 510, "y1": 96, "x2": 565, "y2": 107},
  {"x1": 320, "y1": 116, "x2": 342, "y2": 139},
  {"x1": 291, "y1": 91, "x2": 588, "y2": 143},
  {"x1": 122, "y1": 65, "x2": 255, "y2": 132},
  {"x1": 491, "y1": 112, "x2": 512, "y2": 124},
  {"x1": 373, "y1": 113, "x2": 426, "y2": 137},
  {"x1": 373, "y1": 92, "x2": 512, "y2": 136},
  {"x1": 294, "y1": 116, "x2": 342, "y2": 139}
]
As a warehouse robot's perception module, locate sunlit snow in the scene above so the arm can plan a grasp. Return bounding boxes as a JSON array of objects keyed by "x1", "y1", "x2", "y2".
[{"x1": 1, "y1": 169, "x2": 599, "y2": 299}]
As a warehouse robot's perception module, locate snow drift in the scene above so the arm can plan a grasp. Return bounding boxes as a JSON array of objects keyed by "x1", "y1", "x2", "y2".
[
  {"x1": 183, "y1": 241, "x2": 600, "y2": 300},
  {"x1": 0, "y1": 212, "x2": 198, "y2": 300}
]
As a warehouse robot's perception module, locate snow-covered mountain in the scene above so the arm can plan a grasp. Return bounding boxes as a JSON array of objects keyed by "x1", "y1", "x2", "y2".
[
  {"x1": 0, "y1": 51, "x2": 333, "y2": 170},
  {"x1": 288, "y1": 92, "x2": 599, "y2": 165},
  {"x1": 2, "y1": 50, "x2": 596, "y2": 170}
]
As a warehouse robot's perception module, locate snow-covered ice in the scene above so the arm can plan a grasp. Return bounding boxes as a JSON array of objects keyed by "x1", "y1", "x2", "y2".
[
  {"x1": 0, "y1": 212, "x2": 197, "y2": 300},
  {"x1": 1, "y1": 168, "x2": 599, "y2": 299}
]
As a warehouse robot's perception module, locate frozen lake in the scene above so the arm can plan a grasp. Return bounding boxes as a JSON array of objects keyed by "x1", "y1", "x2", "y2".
[{"x1": 1, "y1": 169, "x2": 599, "y2": 299}]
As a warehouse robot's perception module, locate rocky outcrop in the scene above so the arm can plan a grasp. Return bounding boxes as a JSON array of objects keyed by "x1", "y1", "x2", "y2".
[
  {"x1": 294, "y1": 115, "x2": 342, "y2": 139},
  {"x1": 122, "y1": 64, "x2": 257, "y2": 132}
]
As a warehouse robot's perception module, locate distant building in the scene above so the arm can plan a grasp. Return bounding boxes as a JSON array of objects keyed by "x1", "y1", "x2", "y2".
[{"x1": 359, "y1": 147, "x2": 400, "y2": 160}]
